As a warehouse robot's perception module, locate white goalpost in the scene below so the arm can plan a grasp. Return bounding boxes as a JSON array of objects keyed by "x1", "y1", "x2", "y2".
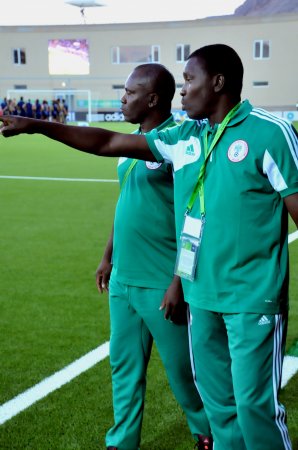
[{"x1": 6, "y1": 89, "x2": 92, "y2": 122}]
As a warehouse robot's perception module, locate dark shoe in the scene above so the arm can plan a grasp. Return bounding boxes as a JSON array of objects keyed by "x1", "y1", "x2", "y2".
[
  {"x1": 107, "y1": 447, "x2": 118, "y2": 450},
  {"x1": 194, "y1": 434, "x2": 213, "y2": 450}
]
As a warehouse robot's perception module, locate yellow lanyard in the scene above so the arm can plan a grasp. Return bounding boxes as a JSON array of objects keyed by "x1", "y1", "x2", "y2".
[
  {"x1": 120, "y1": 159, "x2": 138, "y2": 191},
  {"x1": 186, "y1": 102, "x2": 241, "y2": 216}
]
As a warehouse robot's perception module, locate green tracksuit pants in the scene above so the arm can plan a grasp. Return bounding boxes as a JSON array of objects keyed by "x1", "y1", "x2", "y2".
[
  {"x1": 188, "y1": 306, "x2": 292, "y2": 450},
  {"x1": 105, "y1": 276, "x2": 210, "y2": 450}
]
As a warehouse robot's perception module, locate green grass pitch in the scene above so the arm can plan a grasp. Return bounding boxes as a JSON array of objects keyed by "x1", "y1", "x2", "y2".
[{"x1": 0, "y1": 121, "x2": 297, "y2": 449}]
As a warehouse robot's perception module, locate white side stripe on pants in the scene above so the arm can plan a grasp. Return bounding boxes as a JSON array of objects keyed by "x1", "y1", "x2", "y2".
[{"x1": 273, "y1": 314, "x2": 292, "y2": 450}]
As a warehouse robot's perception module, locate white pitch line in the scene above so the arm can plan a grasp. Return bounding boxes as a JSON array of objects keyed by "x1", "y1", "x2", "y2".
[
  {"x1": 288, "y1": 230, "x2": 298, "y2": 244},
  {"x1": 0, "y1": 175, "x2": 118, "y2": 183},
  {"x1": 0, "y1": 343, "x2": 297, "y2": 427},
  {"x1": 0, "y1": 342, "x2": 110, "y2": 426},
  {"x1": 281, "y1": 355, "x2": 298, "y2": 388}
]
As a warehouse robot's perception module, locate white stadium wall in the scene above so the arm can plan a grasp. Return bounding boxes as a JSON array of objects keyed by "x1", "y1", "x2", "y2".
[{"x1": 0, "y1": 13, "x2": 297, "y2": 119}]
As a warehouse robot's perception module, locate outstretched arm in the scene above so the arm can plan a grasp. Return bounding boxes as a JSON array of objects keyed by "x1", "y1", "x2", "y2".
[{"x1": 0, "y1": 116, "x2": 156, "y2": 161}]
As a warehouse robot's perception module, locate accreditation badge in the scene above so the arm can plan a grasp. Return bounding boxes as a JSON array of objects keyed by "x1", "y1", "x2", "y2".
[{"x1": 175, "y1": 215, "x2": 205, "y2": 281}]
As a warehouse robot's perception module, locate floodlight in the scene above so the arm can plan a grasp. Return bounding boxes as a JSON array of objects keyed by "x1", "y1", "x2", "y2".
[{"x1": 64, "y1": 0, "x2": 105, "y2": 7}]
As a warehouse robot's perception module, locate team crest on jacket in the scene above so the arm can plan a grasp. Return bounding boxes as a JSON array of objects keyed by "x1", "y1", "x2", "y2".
[
  {"x1": 146, "y1": 161, "x2": 162, "y2": 169},
  {"x1": 227, "y1": 140, "x2": 248, "y2": 162}
]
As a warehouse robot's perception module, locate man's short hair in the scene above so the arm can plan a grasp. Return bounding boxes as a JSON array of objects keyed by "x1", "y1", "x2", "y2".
[
  {"x1": 134, "y1": 63, "x2": 176, "y2": 105},
  {"x1": 189, "y1": 44, "x2": 244, "y2": 97}
]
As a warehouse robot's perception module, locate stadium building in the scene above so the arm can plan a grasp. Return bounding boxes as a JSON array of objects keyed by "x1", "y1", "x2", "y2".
[{"x1": 0, "y1": 12, "x2": 297, "y2": 121}]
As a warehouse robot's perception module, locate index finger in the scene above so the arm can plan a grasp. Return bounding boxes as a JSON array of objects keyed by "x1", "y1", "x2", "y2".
[{"x1": 0, "y1": 116, "x2": 14, "y2": 135}]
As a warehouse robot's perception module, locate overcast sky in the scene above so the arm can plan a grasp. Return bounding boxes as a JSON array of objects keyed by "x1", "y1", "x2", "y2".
[{"x1": 0, "y1": 0, "x2": 245, "y2": 25}]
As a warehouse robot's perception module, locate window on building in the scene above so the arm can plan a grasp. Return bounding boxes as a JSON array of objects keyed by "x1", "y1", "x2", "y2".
[
  {"x1": 13, "y1": 48, "x2": 26, "y2": 65},
  {"x1": 112, "y1": 47, "x2": 119, "y2": 64},
  {"x1": 176, "y1": 44, "x2": 190, "y2": 63},
  {"x1": 253, "y1": 40, "x2": 270, "y2": 59},
  {"x1": 111, "y1": 45, "x2": 160, "y2": 64},
  {"x1": 14, "y1": 85, "x2": 27, "y2": 89},
  {"x1": 253, "y1": 81, "x2": 269, "y2": 87}
]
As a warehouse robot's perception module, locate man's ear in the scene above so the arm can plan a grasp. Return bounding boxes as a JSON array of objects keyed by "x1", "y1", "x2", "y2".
[
  {"x1": 148, "y1": 93, "x2": 159, "y2": 107},
  {"x1": 213, "y1": 74, "x2": 225, "y2": 93}
]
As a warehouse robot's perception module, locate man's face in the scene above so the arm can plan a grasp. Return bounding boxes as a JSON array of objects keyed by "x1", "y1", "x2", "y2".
[
  {"x1": 181, "y1": 57, "x2": 216, "y2": 120},
  {"x1": 120, "y1": 70, "x2": 152, "y2": 124}
]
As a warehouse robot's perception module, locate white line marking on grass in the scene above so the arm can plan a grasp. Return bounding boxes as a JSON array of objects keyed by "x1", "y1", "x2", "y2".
[
  {"x1": 0, "y1": 175, "x2": 118, "y2": 183},
  {"x1": 288, "y1": 230, "x2": 298, "y2": 244},
  {"x1": 0, "y1": 342, "x2": 110, "y2": 426},
  {"x1": 1, "y1": 343, "x2": 297, "y2": 427},
  {"x1": 281, "y1": 355, "x2": 298, "y2": 388}
]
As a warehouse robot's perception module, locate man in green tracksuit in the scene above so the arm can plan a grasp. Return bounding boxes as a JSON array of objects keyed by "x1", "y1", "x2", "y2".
[
  {"x1": 145, "y1": 89, "x2": 297, "y2": 450},
  {"x1": 1, "y1": 44, "x2": 298, "y2": 450},
  {"x1": 95, "y1": 64, "x2": 211, "y2": 450}
]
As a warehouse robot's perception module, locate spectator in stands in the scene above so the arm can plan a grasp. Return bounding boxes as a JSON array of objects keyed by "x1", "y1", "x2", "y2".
[
  {"x1": 17, "y1": 96, "x2": 26, "y2": 117},
  {"x1": 25, "y1": 99, "x2": 34, "y2": 118},
  {"x1": 6, "y1": 99, "x2": 17, "y2": 115},
  {"x1": 51, "y1": 100, "x2": 60, "y2": 122},
  {"x1": 1, "y1": 97, "x2": 8, "y2": 114},
  {"x1": 34, "y1": 99, "x2": 42, "y2": 119},
  {"x1": 41, "y1": 100, "x2": 50, "y2": 120},
  {"x1": 11, "y1": 99, "x2": 18, "y2": 115},
  {"x1": 61, "y1": 99, "x2": 68, "y2": 124}
]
